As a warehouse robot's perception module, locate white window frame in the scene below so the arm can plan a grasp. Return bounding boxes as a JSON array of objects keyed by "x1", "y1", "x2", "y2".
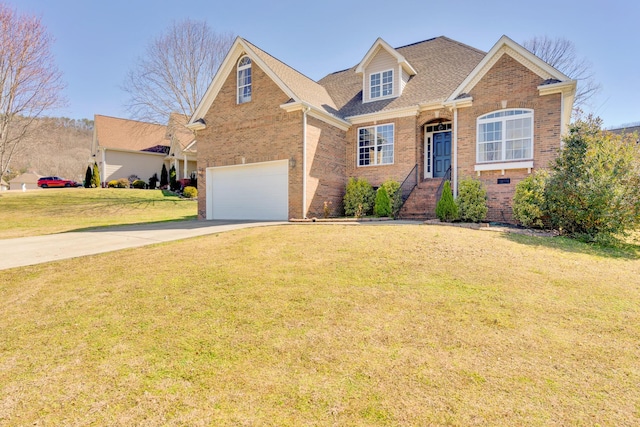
[
  {"x1": 370, "y1": 69, "x2": 394, "y2": 100},
  {"x1": 476, "y1": 109, "x2": 534, "y2": 163},
  {"x1": 237, "y1": 56, "x2": 252, "y2": 104},
  {"x1": 357, "y1": 123, "x2": 394, "y2": 167}
]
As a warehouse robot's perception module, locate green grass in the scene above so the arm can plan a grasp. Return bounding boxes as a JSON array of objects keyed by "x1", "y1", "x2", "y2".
[
  {"x1": 1, "y1": 224, "x2": 639, "y2": 425},
  {"x1": 0, "y1": 188, "x2": 197, "y2": 238}
]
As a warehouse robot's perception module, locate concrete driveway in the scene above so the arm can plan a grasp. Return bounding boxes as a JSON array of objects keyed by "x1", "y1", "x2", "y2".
[{"x1": 0, "y1": 220, "x2": 287, "y2": 270}]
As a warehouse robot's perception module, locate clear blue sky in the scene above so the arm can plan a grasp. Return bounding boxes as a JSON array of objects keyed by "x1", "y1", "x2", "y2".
[{"x1": 16, "y1": 0, "x2": 640, "y2": 128}]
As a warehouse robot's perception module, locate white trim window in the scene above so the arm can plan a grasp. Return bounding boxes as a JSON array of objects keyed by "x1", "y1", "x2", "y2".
[
  {"x1": 358, "y1": 124, "x2": 394, "y2": 166},
  {"x1": 477, "y1": 109, "x2": 533, "y2": 163},
  {"x1": 370, "y1": 70, "x2": 393, "y2": 99},
  {"x1": 237, "y1": 56, "x2": 252, "y2": 104}
]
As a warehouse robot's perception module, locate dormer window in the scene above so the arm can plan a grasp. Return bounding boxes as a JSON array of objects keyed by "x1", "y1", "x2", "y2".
[
  {"x1": 237, "y1": 56, "x2": 252, "y2": 104},
  {"x1": 370, "y1": 70, "x2": 393, "y2": 99}
]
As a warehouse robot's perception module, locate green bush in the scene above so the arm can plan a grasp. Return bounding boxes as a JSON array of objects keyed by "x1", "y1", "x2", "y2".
[
  {"x1": 373, "y1": 186, "x2": 391, "y2": 217},
  {"x1": 545, "y1": 116, "x2": 640, "y2": 242},
  {"x1": 160, "y1": 164, "x2": 169, "y2": 188},
  {"x1": 435, "y1": 180, "x2": 459, "y2": 222},
  {"x1": 381, "y1": 179, "x2": 402, "y2": 218},
  {"x1": 108, "y1": 178, "x2": 129, "y2": 188},
  {"x1": 169, "y1": 165, "x2": 178, "y2": 191},
  {"x1": 457, "y1": 178, "x2": 488, "y2": 223},
  {"x1": 148, "y1": 173, "x2": 159, "y2": 190},
  {"x1": 91, "y1": 162, "x2": 100, "y2": 188},
  {"x1": 512, "y1": 170, "x2": 549, "y2": 228},
  {"x1": 343, "y1": 177, "x2": 375, "y2": 218},
  {"x1": 183, "y1": 186, "x2": 198, "y2": 198},
  {"x1": 84, "y1": 166, "x2": 93, "y2": 188},
  {"x1": 132, "y1": 179, "x2": 147, "y2": 189}
]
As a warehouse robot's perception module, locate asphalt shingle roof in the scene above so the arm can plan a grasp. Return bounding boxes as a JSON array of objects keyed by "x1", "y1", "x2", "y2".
[
  {"x1": 94, "y1": 115, "x2": 169, "y2": 152},
  {"x1": 166, "y1": 113, "x2": 195, "y2": 150},
  {"x1": 317, "y1": 36, "x2": 486, "y2": 118},
  {"x1": 243, "y1": 39, "x2": 338, "y2": 114}
]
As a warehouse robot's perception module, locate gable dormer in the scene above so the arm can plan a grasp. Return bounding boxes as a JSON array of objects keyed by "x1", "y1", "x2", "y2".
[{"x1": 356, "y1": 38, "x2": 417, "y2": 104}]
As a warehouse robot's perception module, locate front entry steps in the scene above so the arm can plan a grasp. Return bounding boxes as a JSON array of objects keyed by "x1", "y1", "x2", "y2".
[{"x1": 398, "y1": 179, "x2": 441, "y2": 220}]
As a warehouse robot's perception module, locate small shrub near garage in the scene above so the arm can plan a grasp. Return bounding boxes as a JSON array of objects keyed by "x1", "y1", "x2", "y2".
[
  {"x1": 457, "y1": 177, "x2": 488, "y2": 223},
  {"x1": 107, "y1": 180, "x2": 119, "y2": 188},
  {"x1": 343, "y1": 177, "x2": 375, "y2": 218},
  {"x1": 183, "y1": 186, "x2": 197, "y2": 199}
]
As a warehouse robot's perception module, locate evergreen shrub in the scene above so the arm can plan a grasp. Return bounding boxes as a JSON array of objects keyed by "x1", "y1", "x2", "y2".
[
  {"x1": 457, "y1": 178, "x2": 488, "y2": 222},
  {"x1": 132, "y1": 179, "x2": 147, "y2": 189},
  {"x1": 435, "y1": 180, "x2": 458, "y2": 222},
  {"x1": 343, "y1": 177, "x2": 375, "y2": 217},
  {"x1": 374, "y1": 186, "x2": 392, "y2": 217},
  {"x1": 512, "y1": 170, "x2": 549, "y2": 228},
  {"x1": 381, "y1": 179, "x2": 402, "y2": 218}
]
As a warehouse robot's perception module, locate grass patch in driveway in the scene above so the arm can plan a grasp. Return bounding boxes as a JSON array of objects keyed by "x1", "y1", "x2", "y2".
[
  {"x1": 0, "y1": 188, "x2": 196, "y2": 238},
  {"x1": 1, "y1": 224, "x2": 639, "y2": 425}
]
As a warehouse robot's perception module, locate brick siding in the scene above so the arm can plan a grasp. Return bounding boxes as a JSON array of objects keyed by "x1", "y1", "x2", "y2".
[
  {"x1": 346, "y1": 115, "x2": 418, "y2": 187},
  {"x1": 456, "y1": 54, "x2": 562, "y2": 222}
]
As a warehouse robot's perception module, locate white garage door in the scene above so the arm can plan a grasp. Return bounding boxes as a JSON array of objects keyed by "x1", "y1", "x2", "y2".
[{"x1": 207, "y1": 160, "x2": 289, "y2": 220}]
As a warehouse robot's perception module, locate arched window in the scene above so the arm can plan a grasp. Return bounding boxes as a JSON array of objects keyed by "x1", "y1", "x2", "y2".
[
  {"x1": 237, "y1": 56, "x2": 252, "y2": 104},
  {"x1": 477, "y1": 109, "x2": 533, "y2": 163}
]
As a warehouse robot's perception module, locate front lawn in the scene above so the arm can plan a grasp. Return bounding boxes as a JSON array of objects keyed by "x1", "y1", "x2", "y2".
[
  {"x1": 1, "y1": 225, "x2": 638, "y2": 425},
  {"x1": 0, "y1": 188, "x2": 197, "y2": 239}
]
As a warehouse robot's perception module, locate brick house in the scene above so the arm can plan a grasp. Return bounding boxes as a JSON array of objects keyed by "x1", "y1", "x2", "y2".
[{"x1": 188, "y1": 35, "x2": 575, "y2": 221}]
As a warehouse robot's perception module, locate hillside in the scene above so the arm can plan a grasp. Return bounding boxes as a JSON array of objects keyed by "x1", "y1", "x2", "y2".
[{"x1": 7, "y1": 117, "x2": 93, "y2": 182}]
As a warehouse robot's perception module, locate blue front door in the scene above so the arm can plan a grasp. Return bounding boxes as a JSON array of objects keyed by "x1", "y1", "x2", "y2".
[{"x1": 433, "y1": 131, "x2": 451, "y2": 178}]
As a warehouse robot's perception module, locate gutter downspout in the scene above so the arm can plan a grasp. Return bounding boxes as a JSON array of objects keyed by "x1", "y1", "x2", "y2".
[
  {"x1": 452, "y1": 107, "x2": 458, "y2": 197},
  {"x1": 302, "y1": 106, "x2": 310, "y2": 219}
]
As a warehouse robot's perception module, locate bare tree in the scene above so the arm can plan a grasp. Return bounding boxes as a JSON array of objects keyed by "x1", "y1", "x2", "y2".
[
  {"x1": 0, "y1": 4, "x2": 66, "y2": 181},
  {"x1": 524, "y1": 36, "x2": 600, "y2": 113},
  {"x1": 123, "y1": 19, "x2": 234, "y2": 124}
]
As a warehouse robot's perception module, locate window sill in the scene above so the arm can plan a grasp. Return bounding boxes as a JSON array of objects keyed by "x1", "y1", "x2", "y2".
[
  {"x1": 357, "y1": 162, "x2": 394, "y2": 168},
  {"x1": 474, "y1": 160, "x2": 533, "y2": 175}
]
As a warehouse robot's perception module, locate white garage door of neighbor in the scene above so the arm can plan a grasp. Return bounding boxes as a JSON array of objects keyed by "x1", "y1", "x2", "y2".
[{"x1": 208, "y1": 160, "x2": 289, "y2": 220}]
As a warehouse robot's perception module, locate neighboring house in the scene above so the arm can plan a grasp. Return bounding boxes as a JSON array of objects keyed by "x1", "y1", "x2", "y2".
[
  {"x1": 91, "y1": 115, "x2": 170, "y2": 186},
  {"x1": 608, "y1": 124, "x2": 640, "y2": 143},
  {"x1": 188, "y1": 35, "x2": 575, "y2": 222},
  {"x1": 166, "y1": 113, "x2": 197, "y2": 180},
  {"x1": 1, "y1": 178, "x2": 9, "y2": 191},
  {"x1": 9, "y1": 172, "x2": 40, "y2": 190}
]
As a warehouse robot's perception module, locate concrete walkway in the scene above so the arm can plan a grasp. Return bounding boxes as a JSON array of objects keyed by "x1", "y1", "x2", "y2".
[{"x1": 0, "y1": 220, "x2": 287, "y2": 270}]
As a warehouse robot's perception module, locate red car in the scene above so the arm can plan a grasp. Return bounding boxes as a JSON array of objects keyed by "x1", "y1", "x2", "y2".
[{"x1": 37, "y1": 176, "x2": 81, "y2": 188}]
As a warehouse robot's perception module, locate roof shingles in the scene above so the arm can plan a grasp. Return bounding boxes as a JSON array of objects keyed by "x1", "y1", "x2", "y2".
[
  {"x1": 318, "y1": 37, "x2": 486, "y2": 118},
  {"x1": 94, "y1": 115, "x2": 169, "y2": 152}
]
